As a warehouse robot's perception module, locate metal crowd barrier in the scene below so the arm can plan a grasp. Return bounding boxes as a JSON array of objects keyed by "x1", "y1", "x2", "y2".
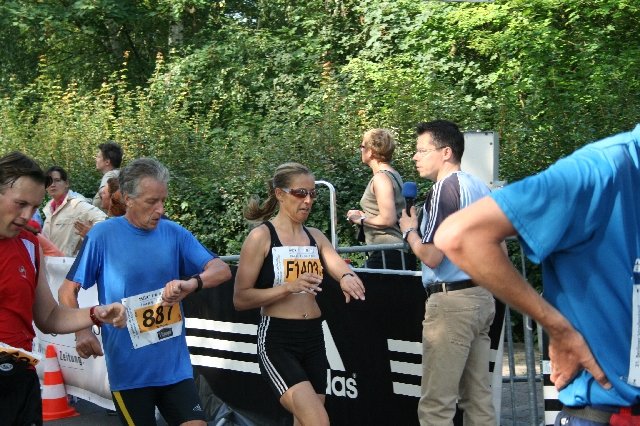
[
  {"x1": 221, "y1": 241, "x2": 543, "y2": 425},
  {"x1": 220, "y1": 180, "x2": 543, "y2": 425}
]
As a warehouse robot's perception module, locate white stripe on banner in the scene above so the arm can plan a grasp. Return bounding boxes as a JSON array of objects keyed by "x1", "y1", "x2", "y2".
[
  {"x1": 185, "y1": 318, "x2": 257, "y2": 335},
  {"x1": 392, "y1": 382, "x2": 421, "y2": 398},
  {"x1": 190, "y1": 354, "x2": 260, "y2": 374},
  {"x1": 389, "y1": 360, "x2": 421, "y2": 376},
  {"x1": 42, "y1": 383, "x2": 67, "y2": 399},
  {"x1": 186, "y1": 335, "x2": 256, "y2": 354},
  {"x1": 545, "y1": 411, "x2": 560, "y2": 425},
  {"x1": 544, "y1": 385, "x2": 559, "y2": 400},
  {"x1": 387, "y1": 338, "x2": 422, "y2": 398},
  {"x1": 323, "y1": 321, "x2": 345, "y2": 371},
  {"x1": 387, "y1": 339, "x2": 421, "y2": 355},
  {"x1": 544, "y1": 383, "x2": 560, "y2": 425}
]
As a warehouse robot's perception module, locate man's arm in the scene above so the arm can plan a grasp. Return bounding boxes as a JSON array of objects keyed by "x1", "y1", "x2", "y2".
[
  {"x1": 58, "y1": 279, "x2": 105, "y2": 358},
  {"x1": 434, "y1": 196, "x2": 610, "y2": 390},
  {"x1": 33, "y1": 253, "x2": 125, "y2": 356},
  {"x1": 398, "y1": 207, "x2": 443, "y2": 268},
  {"x1": 161, "y1": 257, "x2": 232, "y2": 305}
]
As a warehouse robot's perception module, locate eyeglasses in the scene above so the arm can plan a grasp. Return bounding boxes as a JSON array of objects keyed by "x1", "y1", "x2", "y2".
[
  {"x1": 415, "y1": 146, "x2": 446, "y2": 156},
  {"x1": 281, "y1": 188, "x2": 318, "y2": 199}
]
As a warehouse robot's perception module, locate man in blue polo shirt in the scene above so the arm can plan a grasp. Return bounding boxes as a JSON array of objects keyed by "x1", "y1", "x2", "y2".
[
  {"x1": 435, "y1": 124, "x2": 640, "y2": 424},
  {"x1": 399, "y1": 120, "x2": 496, "y2": 425},
  {"x1": 59, "y1": 157, "x2": 231, "y2": 425}
]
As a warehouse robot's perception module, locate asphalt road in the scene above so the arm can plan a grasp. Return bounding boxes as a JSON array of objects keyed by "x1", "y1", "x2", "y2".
[{"x1": 44, "y1": 381, "x2": 544, "y2": 426}]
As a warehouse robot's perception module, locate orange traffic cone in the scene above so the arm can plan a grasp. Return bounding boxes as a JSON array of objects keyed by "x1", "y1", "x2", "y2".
[{"x1": 41, "y1": 344, "x2": 79, "y2": 421}]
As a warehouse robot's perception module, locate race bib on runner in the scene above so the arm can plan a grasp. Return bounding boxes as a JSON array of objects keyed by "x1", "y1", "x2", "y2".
[
  {"x1": 628, "y1": 259, "x2": 640, "y2": 386},
  {"x1": 0, "y1": 342, "x2": 41, "y2": 367},
  {"x1": 272, "y1": 246, "x2": 323, "y2": 287},
  {"x1": 122, "y1": 289, "x2": 183, "y2": 349}
]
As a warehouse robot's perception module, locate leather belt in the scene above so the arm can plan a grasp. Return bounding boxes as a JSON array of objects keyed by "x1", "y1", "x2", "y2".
[
  {"x1": 425, "y1": 279, "x2": 476, "y2": 298},
  {"x1": 563, "y1": 404, "x2": 640, "y2": 421}
]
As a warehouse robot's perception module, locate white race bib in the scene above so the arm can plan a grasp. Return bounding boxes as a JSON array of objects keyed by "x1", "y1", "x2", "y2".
[
  {"x1": 271, "y1": 246, "x2": 323, "y2": 287},
  {"x1": 627, "y1": 259, "x2": 640, "y2": 386},
  {"x1": 122, "y1": 289, "x2": 183, "y2": 349},
  {"x1": 0, "y1": 342, "x2": 41, "y2": 367}
]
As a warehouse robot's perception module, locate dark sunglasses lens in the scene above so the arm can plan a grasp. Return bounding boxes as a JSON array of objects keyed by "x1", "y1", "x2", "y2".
[{"x1": 290, "y1": 189, "x2": 317, "y2": 199}]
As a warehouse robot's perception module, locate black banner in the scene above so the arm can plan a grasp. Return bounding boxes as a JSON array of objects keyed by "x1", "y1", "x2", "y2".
[{"x1": 184, "y1": 267, "x2": 504, "y2": 425}]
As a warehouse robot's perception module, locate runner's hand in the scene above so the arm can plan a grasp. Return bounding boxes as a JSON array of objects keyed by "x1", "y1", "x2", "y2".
[
  {"x1": 161, "y1": 278, "x2": 193, "y2": 306},
  {"x1": 339, "y1": 273, "x2": 365, "y2": 303},
  {"x1": 95, "y1": 303, "x2": 127, "y2": 328},
  {"x1": 285, "y1": 273, "x2": 323, "y2": 295},
  {"x1": 75, "y1": 328, "x2": 103, "y2": 359},
  {"x1": 548, "y1": 327, "x2": 610, "y2": 390}
]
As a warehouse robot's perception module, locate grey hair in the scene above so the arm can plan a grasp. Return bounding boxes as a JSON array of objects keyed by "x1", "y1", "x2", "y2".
[{"x1": 119, "y1": 158, "x2": 170, "y2": 198}]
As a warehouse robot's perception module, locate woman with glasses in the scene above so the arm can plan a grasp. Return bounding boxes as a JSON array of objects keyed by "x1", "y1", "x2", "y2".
[
  {"x1": 346, "y1": 128, "x2": 416, "y2": 270},
  {"x1": 42, "y1": 166, "x2": 107, "y2": 256},
  {"x1": 234, "y1": 162, "x2": 366, "y2": 426}
]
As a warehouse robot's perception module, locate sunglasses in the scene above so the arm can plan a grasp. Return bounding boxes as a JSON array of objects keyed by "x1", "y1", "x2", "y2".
[{"x1": 281, "y1": 188, "x2": 318, "y2": 199}]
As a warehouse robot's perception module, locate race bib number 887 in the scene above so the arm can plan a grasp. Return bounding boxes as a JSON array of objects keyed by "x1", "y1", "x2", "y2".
[{"x1": 122, "y1": 289, "x2": 183, "y2": 349}]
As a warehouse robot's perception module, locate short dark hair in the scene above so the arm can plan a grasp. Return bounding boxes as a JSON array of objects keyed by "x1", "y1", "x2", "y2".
[
  {"x1": 98, "y1": 141, "x2": 123, "y2": 168},
  {"x1": 415, "y1": 120, "x2": 465, "y2": 163},
  {"x1": 45, "y1": 166, "x2": 69, "y2": 188},
  {"x1": 0, "y1": 151, "x2": 46, "y2": 192}
]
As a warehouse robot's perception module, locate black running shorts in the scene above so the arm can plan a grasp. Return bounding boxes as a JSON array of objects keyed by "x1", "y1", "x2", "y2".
[
  {"x1": 257, "y1": 316, "x2": 328, "y2": 398},
  {"x1": 111, "y1": 378, "x2": 206, "y2": 425}
]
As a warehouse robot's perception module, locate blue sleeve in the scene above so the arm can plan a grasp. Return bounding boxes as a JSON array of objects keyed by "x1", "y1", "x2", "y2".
[
  {"x1": 491, "y1": 147, "x2": 609, "y2": 263},
  {"x1": 66, "y1": 234, "x2": 102, "y2": 290},
  {"x1": 177, "y1": 226, "x2": 217, "y2": 277}
]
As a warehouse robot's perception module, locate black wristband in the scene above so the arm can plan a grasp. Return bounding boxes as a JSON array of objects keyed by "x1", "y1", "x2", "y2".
[
  {"x1": 341, "y1": 272, "x2": 355, "y2": 280},
  {"x1": 191, "y1": 274, "x2": 204, "y2": 292}
]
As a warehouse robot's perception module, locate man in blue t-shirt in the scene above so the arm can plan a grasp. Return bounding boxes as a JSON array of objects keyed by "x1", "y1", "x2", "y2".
[
  {"x1": 399, "y1": 120, "x2": 497, "y2": 425},
  {"x1": 59, "y1": 158, "x2": 231, "y2": 426},
  {"x1": 435, "y1": 125, "x2": 640, "y2": 425}
]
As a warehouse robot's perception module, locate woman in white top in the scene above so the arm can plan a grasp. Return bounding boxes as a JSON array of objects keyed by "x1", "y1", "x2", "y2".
[{"x1": 42, "y1": 166, "x2": 106, "y2": 257}]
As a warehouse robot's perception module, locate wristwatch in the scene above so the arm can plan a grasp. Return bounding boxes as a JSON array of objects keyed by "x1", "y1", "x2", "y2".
[{"x1": 402, "y1": 227, "x2": 415, "y2": 241}]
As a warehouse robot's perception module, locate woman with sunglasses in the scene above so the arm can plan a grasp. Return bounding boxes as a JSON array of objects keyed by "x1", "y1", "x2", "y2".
[
  {"x1": 234, "y1": 162, "x2": 366, "y2": 426},
  {"x1": 347, "y1": 128, "x2": 416, "y2": 270}
]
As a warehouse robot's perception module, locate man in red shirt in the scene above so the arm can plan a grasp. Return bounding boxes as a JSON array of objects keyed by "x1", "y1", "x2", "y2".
[{"x1": 0, "y1": 151, "x2": 127, "y2": 425}]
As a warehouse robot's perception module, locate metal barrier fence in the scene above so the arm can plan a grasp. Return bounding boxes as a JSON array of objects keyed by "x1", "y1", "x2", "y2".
[
  {"x1": 221, "y1": 241, "x2": 544, "y2": 425},
  {"x1": 221, "y1": 180, "x2": 544, "y2": 424}
]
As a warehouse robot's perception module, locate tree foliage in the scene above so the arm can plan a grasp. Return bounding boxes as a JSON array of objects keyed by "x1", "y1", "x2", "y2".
[{"x1": 1, "y1": 0, "x2": 639, "y2": 262}]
